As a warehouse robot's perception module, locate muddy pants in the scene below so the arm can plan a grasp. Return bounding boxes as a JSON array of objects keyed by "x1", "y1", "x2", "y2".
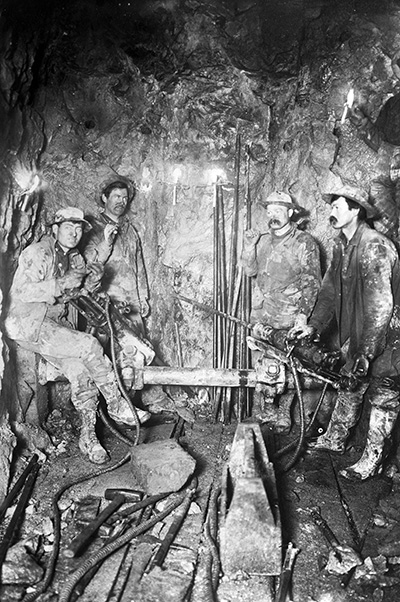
[{"x1": 14, "y1": 318, "x2": 116, "y2": 412}]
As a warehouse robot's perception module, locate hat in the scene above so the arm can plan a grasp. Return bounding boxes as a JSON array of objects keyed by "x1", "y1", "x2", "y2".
[
  {"x1": 261, "y1": 191, "x2": 295, "y2": 209},
  {"x1": 51, "y1": 207, "x2": 92, "y2": 231},
  {"x1": 322, "y1": 184, "x2": 377, "y2": 219}
]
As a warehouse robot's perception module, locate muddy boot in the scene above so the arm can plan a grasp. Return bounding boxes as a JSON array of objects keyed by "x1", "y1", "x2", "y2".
[
  {"x1": 252, "y1": 387, "x2": 277, "y2": 423},
  {"x1": 308, "y1": 392, "x2": 362, "y2": 454},
  {"x1": 340, "y1": 407, "x2": 399, "y2": 481},
  {"x1": 275, "y1": 392, "x2": 294, "y2": 434},
  {"x1": 98, "y1": 382, "x2": 151, "y2": 426},
  {"x1": 78, "y1": 409, "x2": 109, "y2": 465}
]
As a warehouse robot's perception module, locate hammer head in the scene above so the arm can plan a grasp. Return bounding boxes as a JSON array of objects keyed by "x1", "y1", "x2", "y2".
[{"x1": 105, "y1": 488, "x2": 143, "y2": 503}]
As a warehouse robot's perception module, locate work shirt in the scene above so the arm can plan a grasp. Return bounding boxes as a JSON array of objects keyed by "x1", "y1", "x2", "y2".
[
  {"x1": 242, "y1": 223, "x2": 321, "y2": 330},
  {"x1": 309, "y1": 222, "x2": 400, "y2": 375},
  {"x1": 84, "y1": 211, "x2": 149, "y2": 313},
  {"x1": 4, "y1": 235, "x2": 98, "y2": 343}
]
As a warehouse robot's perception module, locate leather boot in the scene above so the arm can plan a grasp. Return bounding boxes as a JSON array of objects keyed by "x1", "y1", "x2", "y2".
[
  {"x1": 308, "y1": 391, "x2": 362, "y2": 454},
  {"x1": 340, "y1": 407, "x2": 399, "y2": 481},
  {"x1": 78, "y1": 409, "x2": 109, "y2": 465},
  {"x1": 98, "y1": 382, "x2": 151, "y2": 426},
  {"x1": 275, "y1": 392, "x2": 294, "y2": 434}
]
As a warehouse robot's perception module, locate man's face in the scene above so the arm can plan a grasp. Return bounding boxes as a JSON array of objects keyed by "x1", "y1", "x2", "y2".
[
  {"x1": 53, "y1": 221, "x2": 83, "y2": 249},
  {"x1": 329, "y1": 196, "x2": 359, "y2": 230},
  {"x1": 102, "y1": 187, "x2": 129, "y2": 219},
  {"x1": 265, "y1": 204, "x2": 292, "y2": 230}
]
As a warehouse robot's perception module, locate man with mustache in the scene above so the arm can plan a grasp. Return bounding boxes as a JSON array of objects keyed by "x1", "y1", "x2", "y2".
[
  {"x1": 4, "y1": 207, "x2": 150, "y2": 466},
  {"x1": 241, "y1": 191, "x2": 321, "y2": 431},
  {"x1": 84, "y1": 180, "x2": 175, "y2": 415},
  {"x1": 290, "y1": 184, "x2": 400, "y2": 480}
]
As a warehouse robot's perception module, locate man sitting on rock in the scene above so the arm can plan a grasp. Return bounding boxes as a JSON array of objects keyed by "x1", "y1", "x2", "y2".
[{"x1": 4, "y1": 206, "x2": 150, "y2": 465}]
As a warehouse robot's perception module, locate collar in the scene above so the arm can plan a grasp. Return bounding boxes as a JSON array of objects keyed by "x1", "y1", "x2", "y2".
[{"x1": 338, "y1": 221, "x2": 368, "y2": 248}]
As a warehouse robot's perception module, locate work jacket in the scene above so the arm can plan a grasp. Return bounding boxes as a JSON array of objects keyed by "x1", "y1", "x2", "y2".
[
  {"x1": 4, "y1": 235, "x2": 97, "y2": 343},
  {"x1": 84, "y1": 211, "x2": 149, "y2": 313},
  {"x1": 242, "y1": 223, "x2": 321, "y2": 330},
  {"x1": 309, "y1": 222, "x2": 400, "y2": 372}
]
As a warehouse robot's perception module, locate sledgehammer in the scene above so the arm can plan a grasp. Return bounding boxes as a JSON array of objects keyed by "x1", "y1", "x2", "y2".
[{"x1": 64, "y1": 489, "x2": 142, "y2": 558}]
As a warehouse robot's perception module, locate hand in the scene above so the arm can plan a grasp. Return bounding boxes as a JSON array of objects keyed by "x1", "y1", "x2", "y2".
[
  {"x1": 57, "y1": 268, "x2": 85, "y2": 292},
  {"x1": 86, "y1": 261, "x2": 104, "y2": 280},
  {"x1": 140, "y1": 299, "x2": 150, "y2": 317},
  {"x1": 351, "y1": 353, "x2": 369, "y2": 377},
  {"x1": 243, "y1": 228, "x2": 261, "y2": 251},
  {"x1": 252, "y1": 322, "x2": 274, "y2": 340},
  {"x1": 104, "y1": 223, "x2": 119, "y2": 246},
  {"x1": 287, "y1": 323, "x2": 318, "y2": 341}
]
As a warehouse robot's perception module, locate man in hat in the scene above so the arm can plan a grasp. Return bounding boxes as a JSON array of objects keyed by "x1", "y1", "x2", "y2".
[
  {"x1": 241, "y1": 190, "x2": 321, "y2": 431},
  {"x1": 4, "y1": 206, "x2": 150, "y2": 465},
  {"x1": 84, "y1": 180, "x2": 177, "y2": 415},
  {"x1": 290, "y1": 184, "x2": 400, "y2": 480}
]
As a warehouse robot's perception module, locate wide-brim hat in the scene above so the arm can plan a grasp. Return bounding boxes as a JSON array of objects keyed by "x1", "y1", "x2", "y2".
[
  {"x1": 260, "y1": 190, "x2": 298, "y2": 210},
  {"x1": 322, "y1": 184, "x2": 378, "y2": 219},
  {"x1": 49, "y1": 206, "x2": 92, "y2": 231}
]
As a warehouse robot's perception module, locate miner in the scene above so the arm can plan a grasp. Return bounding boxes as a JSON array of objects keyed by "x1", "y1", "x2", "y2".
[
  {"x1": 290, "y1": 184, "x2": 400, "y2": 480},
  {"x1": 84, "y1": 180, "x2": 174, "y2": 413},
  {"x1": 4, "y1": 207, "x2": 150, "y2": 466},
  {"x1": 241, "y1": 190, "x2": 321, "y2": 431}
]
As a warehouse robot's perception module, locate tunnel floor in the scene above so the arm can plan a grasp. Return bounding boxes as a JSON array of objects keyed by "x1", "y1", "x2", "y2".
[{"x1": 2, "y1": 406, "x2": 400, "y2": 602}]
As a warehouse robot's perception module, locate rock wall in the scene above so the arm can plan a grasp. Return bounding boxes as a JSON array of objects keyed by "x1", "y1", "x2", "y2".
[{"x1": 2, "y1": 0, "x2": 400, "y2": 479}]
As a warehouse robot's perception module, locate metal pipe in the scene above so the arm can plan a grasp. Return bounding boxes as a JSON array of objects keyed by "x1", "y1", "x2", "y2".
[
  {"x1": 0, "y1": 454, "x2": 38, "y2": 524},
  {"x1": 0, "y1": 462, "x2": 40, "y2": 585}
]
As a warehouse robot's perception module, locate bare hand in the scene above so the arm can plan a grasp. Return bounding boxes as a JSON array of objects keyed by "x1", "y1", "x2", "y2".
[
  {"x1": 287, "y1": 323, "x2": 318, "y2": 341},
  {"x1": 57, "y1": 269, "x2": 85, "y2": 292},
  {"x1": 243, "y1": 228, "x2": 261, "y2": 250},
  {"x1": 104, "y1": 223, "x2": 119, "y2": 246}
]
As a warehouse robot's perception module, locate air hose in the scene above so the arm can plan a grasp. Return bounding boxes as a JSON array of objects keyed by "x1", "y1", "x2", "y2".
[
  {"x1": 22, "y1": 453, "x2": 131, "y2": 602},
  {"x1": 103, "y1": 296, "x2": 140, "y2": 446},
  {"x1": 58, "y1": 483, "x2": 197, "y2": 602}
]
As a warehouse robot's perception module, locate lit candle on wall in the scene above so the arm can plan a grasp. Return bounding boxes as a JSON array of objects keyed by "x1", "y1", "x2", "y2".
[{"x1": 172, "y1": 167, "x2": 182, "y2": 205}]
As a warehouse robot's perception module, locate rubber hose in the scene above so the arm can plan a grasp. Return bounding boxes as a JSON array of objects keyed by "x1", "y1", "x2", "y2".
[
  {"x1": 104, "y1": 297, "x2": 140, "y2": 446},
  {"x1": 22, "y1": 453, "x2": 131, "y2": 602},
  {"x1": 58, "y1": 488, "x2": 190, "y2": 602},
  {"x1": 275, "y1": 382, "x2": 328, "y2": 459}
]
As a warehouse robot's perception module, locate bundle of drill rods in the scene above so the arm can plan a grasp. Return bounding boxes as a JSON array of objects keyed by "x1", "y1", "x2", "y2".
[{"x1": 213, "y1": 132, "x2": 252, "y2": 423}]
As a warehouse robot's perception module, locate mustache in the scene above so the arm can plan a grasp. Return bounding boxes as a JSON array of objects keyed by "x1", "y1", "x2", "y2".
[
  {"x1": 268, "y1": 218, "x2": 283, "y2": 227},
  {"x1": 329, "y1": 216, "x2": 337, "y2": 225}
]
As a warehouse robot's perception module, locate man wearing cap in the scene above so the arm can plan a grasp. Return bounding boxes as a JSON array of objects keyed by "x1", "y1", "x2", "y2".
[
  {"x1": 4, "y1": 206, "x2": 150, "y2": 466},
  {"x1": 84, "y1": 180, "x2": 178, "y2": 415},
  {"x1": 291, "y1": 184, "x2": 400, "y2": 480},
  {"x1": 241, "y1": 190, "x2": 321, "y2": 431}
]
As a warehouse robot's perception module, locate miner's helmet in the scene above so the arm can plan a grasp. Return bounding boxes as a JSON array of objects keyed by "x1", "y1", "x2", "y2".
[
  {"x1": 50, "y1": 206, "x2": 92, "y2": 231},
  {"x1": 322, "y1": 184, "x2": 378, "y2": 219}
]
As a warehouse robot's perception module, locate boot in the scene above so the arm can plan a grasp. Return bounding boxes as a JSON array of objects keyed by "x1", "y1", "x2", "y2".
[
  {"x1": 308, "y1": 392, "x2": 362, "y2": 454},
  {"x1": 339, "y1": 407, "x2": 399, "y2": 481},
  {"x1": 275, "y1": 392, "x2": 294, "y2": 434},
  {"x1": 78, "y1": 409, "x2": 109, "y2": 465},
  {"x1": 98, "y1": 382, "x2": 151, "y2": 426}
]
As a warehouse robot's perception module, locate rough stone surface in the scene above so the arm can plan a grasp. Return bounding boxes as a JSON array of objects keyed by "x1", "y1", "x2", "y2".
[{"x1": 130, "y1": 438, "x2": 196, "y2": 494}]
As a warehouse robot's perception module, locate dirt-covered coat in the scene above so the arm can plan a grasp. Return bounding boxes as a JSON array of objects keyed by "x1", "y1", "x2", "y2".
[
  {"x1": 242, "y1": 223, "x2": 321, "y2": 330},
  {"x1": 84, "y1": 211, "x2": 149, "y2": 315},
  {"x1": 309, "y1": 221, "x2": 400, "y2": 379}
]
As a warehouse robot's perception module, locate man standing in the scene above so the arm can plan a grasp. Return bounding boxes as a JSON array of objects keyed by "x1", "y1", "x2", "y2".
[
  {"x1": 4, "y1": 207, "x2": 150, "y2": 466},
  {"x1": 84, "y1": 180, "x2": 172, "y2": 411},
  {"x1": 241, "y1": 191, "x2": 321, "y2": 431},
  {"x1": 291, "y1": 184, "x2": 400, "y2": 480}
]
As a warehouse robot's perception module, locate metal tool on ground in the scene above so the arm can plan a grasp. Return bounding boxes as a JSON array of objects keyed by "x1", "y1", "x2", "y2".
[
  {"x1": 310, "y1": 507, "x2": 362, "y2": 576},
  {"x1": 275, "y1": 542, "x2": 299, "y2": 602},
  {"x1": 0, "y1": 453, "x2": 38, "y2": 524},
  {"x1": 0, "y1": 460, "x2": 40, "y2": 586},
  {"x1": 64, "y1": 493, "x2": 126, "y2": 558},
  {"x1": 220, "y1": 422, "x2": 282, "y2": 577},
  {"x1": 145, "y1": 478, "x2": 198, "y2": 573}
]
